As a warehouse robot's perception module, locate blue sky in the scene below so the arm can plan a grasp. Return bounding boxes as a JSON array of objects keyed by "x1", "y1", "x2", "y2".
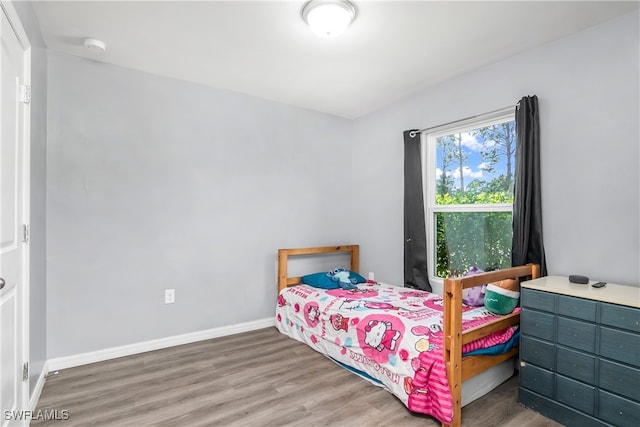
[{"x1": 435, "y1": 126, "x2": 514, "y2": 190}]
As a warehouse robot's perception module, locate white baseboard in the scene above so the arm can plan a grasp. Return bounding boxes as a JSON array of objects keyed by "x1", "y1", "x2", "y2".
[
  {"x1": 29, "y1": 360, "x2": 49, "y2": 411},
  {"x1": 47, "y1": 317, "x2": 275, "y2": 372}
]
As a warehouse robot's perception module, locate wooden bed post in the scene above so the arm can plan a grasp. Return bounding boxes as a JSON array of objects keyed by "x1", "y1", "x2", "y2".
[
  {"x1": 351, "y1": 245, "x2": 359, "y2": 275},
  {"x1": 531, "y1": 263, "x2": 540, "y2": 281},
  {"x1": 443, "y1": 277, "x2": 463, "y2": 427},
  {"x1": 277, "y1": 249, "x2": 288, "y2": 294}
]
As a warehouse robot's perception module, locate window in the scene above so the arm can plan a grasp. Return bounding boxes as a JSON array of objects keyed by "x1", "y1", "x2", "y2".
[{"x1": 423, "y1": 109, "x2": 516, "y2": 280}]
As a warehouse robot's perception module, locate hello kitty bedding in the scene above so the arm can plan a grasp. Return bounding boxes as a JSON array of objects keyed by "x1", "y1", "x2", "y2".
[{"x1": 275, "y1": 281, "x2": 518, "y2": 424}]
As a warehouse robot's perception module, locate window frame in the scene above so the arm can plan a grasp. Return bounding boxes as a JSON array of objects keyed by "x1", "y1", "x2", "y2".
[{"x1": 421, "y1": 107, "x2": 515, "y2": 286}]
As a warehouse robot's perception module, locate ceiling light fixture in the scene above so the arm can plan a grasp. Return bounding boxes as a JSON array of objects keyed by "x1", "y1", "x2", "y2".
[{"x1": 302, "y1": 0, "x2": 356, "y2": 38}]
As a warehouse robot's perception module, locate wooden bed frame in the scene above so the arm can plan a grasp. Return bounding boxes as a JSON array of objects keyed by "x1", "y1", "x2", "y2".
[{"x1": 277, "y1": 244, "x2": 539, "y2": 427}]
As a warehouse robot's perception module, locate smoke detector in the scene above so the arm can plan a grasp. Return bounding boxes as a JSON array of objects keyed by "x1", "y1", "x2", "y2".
[{"x1": 83, "y1": 38, "x2": 106, "y2": 53}]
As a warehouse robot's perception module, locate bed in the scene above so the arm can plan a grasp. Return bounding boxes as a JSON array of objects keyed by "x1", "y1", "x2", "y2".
[{"x1": 275, "y1": 244, "x2": 540, "y2": 427}]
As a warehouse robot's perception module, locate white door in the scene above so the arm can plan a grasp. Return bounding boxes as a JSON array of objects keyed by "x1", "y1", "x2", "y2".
[{"x1": 0, "y1": 3, "x2": 28, "y2": 425}]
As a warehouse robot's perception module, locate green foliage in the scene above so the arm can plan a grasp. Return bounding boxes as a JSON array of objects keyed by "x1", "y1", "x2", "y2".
[
  {"x1": 436, "y1": 188, "x2": 513, "y2": 206},
  {"x1": 435, "y1": 188, "x2": 513, "y2": 279},
  {"x1": 435, "y1": 212, "x2": 450, "y2": 278}
]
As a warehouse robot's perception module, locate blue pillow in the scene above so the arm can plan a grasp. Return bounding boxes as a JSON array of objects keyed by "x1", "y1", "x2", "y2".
[{"x1": 301, "y1": 269, "x2": 366, "y2": 289}]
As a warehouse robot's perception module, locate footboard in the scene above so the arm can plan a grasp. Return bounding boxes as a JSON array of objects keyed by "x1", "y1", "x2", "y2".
[{"x1": 442, "y1": 264, "x2": 540, "y2": 427}]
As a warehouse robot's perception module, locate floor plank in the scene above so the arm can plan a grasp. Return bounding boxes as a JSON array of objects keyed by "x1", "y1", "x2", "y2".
[{"x1": 33, "y1": 327, "x2": 560, "y2": 426}]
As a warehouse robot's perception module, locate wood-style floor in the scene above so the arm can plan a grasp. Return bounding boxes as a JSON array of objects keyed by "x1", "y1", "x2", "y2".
[{"x1": 34, "y1": 327, "x2": 561, "y2": 427}]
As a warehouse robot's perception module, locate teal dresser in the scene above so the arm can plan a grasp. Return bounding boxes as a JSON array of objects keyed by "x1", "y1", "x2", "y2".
[{"x1": 519, "y1": 276, "x2": 640, "y2": 427}]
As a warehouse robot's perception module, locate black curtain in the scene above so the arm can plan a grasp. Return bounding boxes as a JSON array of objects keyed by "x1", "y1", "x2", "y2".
[
  {"x1": 404, "y1": 130, "x2": 432, "y2": 291},
  {"x1": 512, "y1": 96, "x2": 547, "y2": 275}
]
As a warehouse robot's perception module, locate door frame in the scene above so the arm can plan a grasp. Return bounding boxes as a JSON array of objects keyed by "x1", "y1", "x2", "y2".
[{"x1": 1, "y1": 0, "x2": 31, "y2": 413}]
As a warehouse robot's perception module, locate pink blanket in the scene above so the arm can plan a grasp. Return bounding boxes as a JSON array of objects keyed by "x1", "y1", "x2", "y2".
[{"x1": 275, "y1": 282, "x2": 516, "y2": 424}]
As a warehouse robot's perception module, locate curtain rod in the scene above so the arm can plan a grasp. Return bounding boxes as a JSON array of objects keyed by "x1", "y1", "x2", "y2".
[{"x1": 408, "y1": 104, "x2": 519, "y2": 138}]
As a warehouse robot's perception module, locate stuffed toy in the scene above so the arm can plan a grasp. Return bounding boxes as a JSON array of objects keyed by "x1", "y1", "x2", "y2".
[
  {"x1": 484, "y1": 279, "x2": 520, "y2": 315},
  {"x1": 301, "y1": 269, "x2": 366, "y2": 289},
  {"x1": 493, "y1": 279, "x2": 519, "y2": 292},
  {"x1": 327, "y1": 268, "x2": 358, "y2": 290},
  {"x1": 462, "y1": 266, "x2": 486, "y2": 307}
]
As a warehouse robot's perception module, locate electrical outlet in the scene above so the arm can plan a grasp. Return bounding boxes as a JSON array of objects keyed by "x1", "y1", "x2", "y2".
[
  {"x1": 368, "y1": 272, "x2": 375, "y2": 281},
  {"x1": 164, "y1": 289, "x2": 175, "y2": 304}
]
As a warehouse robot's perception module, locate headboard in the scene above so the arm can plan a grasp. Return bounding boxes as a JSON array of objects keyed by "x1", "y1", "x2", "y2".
[{"x1": 277, "y1": 245, "x2": 360, "y2": 293}]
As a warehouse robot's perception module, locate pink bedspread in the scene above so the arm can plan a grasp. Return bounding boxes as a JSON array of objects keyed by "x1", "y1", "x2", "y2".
[{"x1": 275, "y1": 282, "x2": 517, "y2": 424}]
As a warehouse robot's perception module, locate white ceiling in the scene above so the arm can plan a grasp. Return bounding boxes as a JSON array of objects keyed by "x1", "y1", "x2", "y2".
[{"x1": 32, "y1": 0, "x2": 639, "y2": 119}]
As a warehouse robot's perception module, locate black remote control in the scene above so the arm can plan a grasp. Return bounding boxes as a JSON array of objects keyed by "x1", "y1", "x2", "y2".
[{"x1": 592, "y1": 281, "x2": 606, "y2": 288}]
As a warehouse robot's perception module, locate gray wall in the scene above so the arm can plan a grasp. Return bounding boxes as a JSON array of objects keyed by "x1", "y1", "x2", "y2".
[
  {"x1": 39, "y1": 8, "x2": 640, "y2": 361},
  {"x1": 351, "y1": 11, "x2": 640, "y2": 287},
  {"x1": 46, "y1": 52, "x2": 354, "y2": 358},
  {"x1": 12, "y1": 0, "x2": 48, "y2": 399}
]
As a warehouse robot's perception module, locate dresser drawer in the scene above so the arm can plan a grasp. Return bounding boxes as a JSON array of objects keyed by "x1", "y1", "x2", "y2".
[
  {"x1": 556, "y1": 346, "x2": 595, "y2": 384},
  {"x1": 521, "y1": 288, "x2": 556, "y2": 312},
  {"x1": 520, "y1": 363, "x2": 554, "y2": 398},
  {"x1": 519, "y1": 388, "x2": 608, "y2": 427},
  {"x1": 598, "y1": 390, "x2": 640, "y2": 427},
  {"x1": 557, "y1": 317, "x2": 596, "y2": 353},
  {"x1": 521, "y1": 336, "x2": 556, "y2": 370},
  {"x1": 558, "y1": 295, "x2": 597, "y2": 322},
  {"x1": 600, "y1": 327, "x2": 640, "y2": 366},
  {"x1": 521, "y1": 309, "x2": 555, "y2": 341},
  {"x1": 599, "y1": 359, "x2": 640, "y2": 402},
  {"x1": 556, "y1": 375, "x2": 595, "y2": 415},
  {"x1": 600, "y1": 303, "x2": 640, "y2": 333}
]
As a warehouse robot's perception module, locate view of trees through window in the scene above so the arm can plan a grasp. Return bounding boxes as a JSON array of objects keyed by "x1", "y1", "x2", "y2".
[{"x1": 432, "y1": 118, "x2": 516, "y2": 278}]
